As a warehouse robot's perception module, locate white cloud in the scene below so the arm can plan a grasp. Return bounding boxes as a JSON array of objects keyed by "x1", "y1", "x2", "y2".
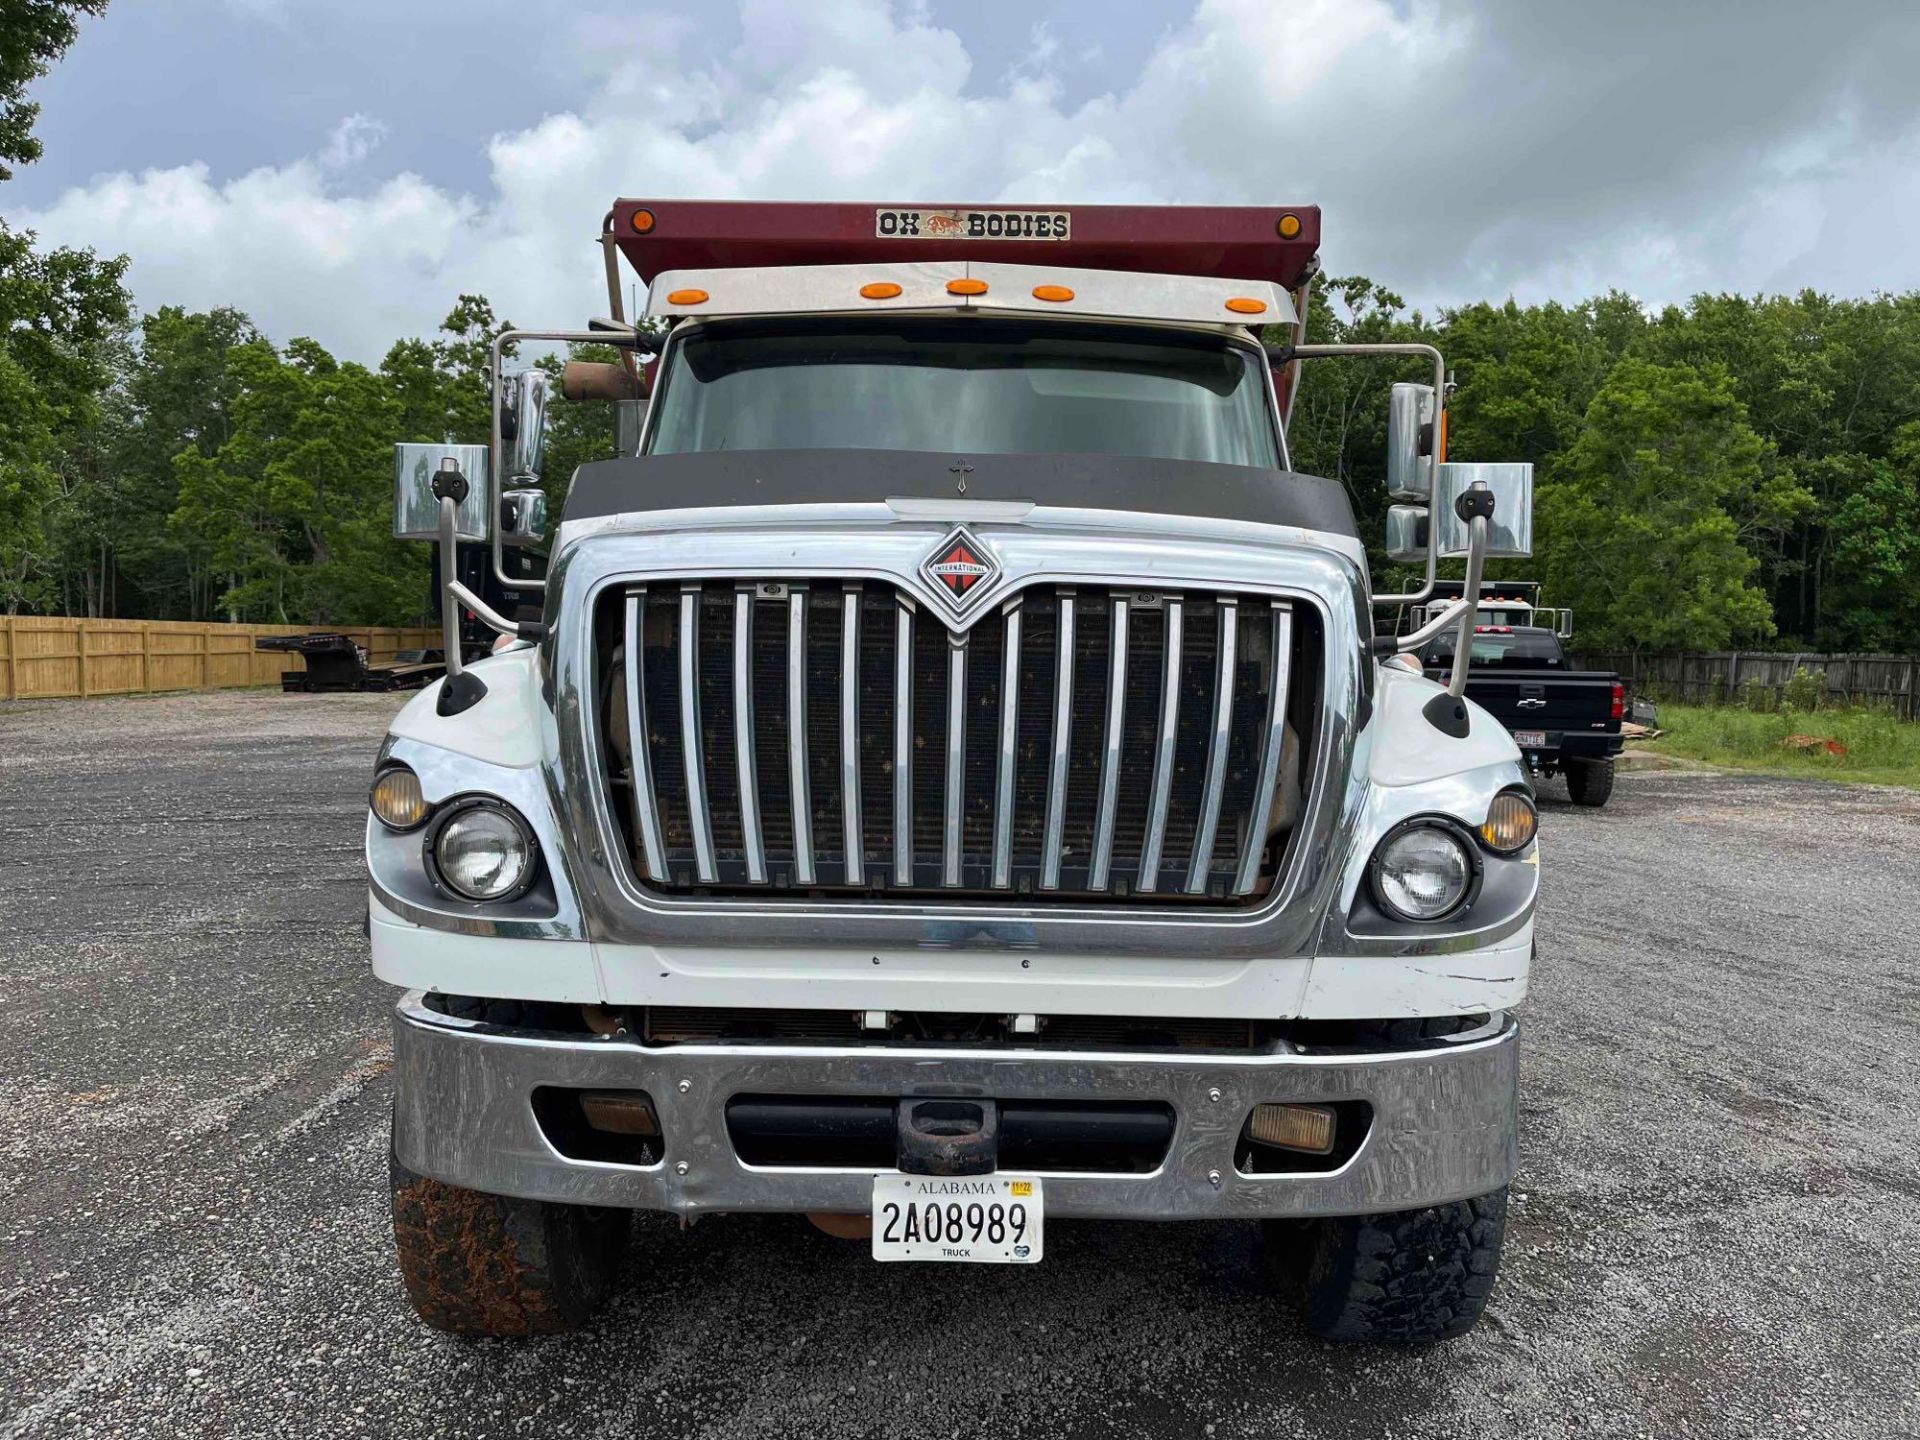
[
  {"x1": 318, "y1": 114, "x2": 387, "y2": 171},
  {"x1": 18, "y1": 0, "x2": 1920, "y2": 361}
]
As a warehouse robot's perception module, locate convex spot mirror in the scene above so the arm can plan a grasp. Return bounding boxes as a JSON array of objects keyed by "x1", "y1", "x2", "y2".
[
  {"x1": 394, "y1": 443, "x2": 490, "y2": 541},
  {"x1": 499, "y1": 487, "x2": 549, "y2": 548},
  {"x1": 501, "y1": 369, "x2": 550, "y2": 482}
]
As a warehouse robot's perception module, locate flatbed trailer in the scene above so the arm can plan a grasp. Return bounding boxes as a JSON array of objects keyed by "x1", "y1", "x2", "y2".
[{"x1": 254, "y1": 633, "x2": 444, "y2": 693}]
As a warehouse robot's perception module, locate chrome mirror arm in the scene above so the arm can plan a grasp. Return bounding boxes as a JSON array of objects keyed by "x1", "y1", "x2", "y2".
[
  {"x1": 487, "y1": 327, "x2": 654, "y2": 594},
  {"x1": 448, "y1": 580, "x2": 543, "y2": 644},
  {"x1": 1447, "y1": 487, "x2": 1495, "y2": 698},
  {"x1": 432, "y1": 457, "x2": 490, "y2": 715},
  {"x1": 1286, "y1": 341, "x2": 1449, "y2": 607}
]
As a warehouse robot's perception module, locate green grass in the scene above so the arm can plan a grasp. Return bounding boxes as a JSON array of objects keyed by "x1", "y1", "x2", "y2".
[{"x1": 1643, "y1": 702, "x2": 1920, "y2": 789}]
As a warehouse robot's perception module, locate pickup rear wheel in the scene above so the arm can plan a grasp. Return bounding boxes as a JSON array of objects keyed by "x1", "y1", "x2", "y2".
[
  {"x1": 1264, "y1": 1186, "x2": 1508, "y2": 1345},
  {"x1": 1566, "y1": 757, "x2": 1615, "y2": 807},
  {"x1": 390, "y1": 1138, "x2": 628, "y2": 1336}
]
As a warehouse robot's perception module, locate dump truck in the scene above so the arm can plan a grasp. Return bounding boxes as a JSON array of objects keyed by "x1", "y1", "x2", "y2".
[{"x1": 368, "y1": 200, "x2": 1539, "y2": 1344}]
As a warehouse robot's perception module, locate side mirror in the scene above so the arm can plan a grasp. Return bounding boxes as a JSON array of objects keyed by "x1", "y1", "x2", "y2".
[
  {"x1": 1435, "y1": 463, "x2": 1532, "y2": 558},
  {"x1": 1384, "y1": 503, "x2": 1428, "y2": 562},
  {"x1": 394, "y1": 443, "x2": 490, "y2": 541},
  {"x1": 1386, "y1": 382, "x2": 1438, "y2": 500},
  {"x1": 503, "y1": 369, "x2": 550, "y2": 481},
  {"x1": 499, "y1": 487, "x2": 549, "y2": 548}
]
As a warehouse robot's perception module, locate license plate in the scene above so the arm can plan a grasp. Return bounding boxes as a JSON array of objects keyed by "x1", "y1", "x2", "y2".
[
  {"x1": 871, "y1": 1175, "x2": 1044, "y2": 1264},
  {"x1": 1514, "y1": 730, "x2": 1547, "y2": 748}
]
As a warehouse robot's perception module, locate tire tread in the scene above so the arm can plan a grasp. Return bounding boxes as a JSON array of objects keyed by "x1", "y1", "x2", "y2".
[{"x1": 1268, "y1": 1186, "x2": 1508, "y2": 1345}]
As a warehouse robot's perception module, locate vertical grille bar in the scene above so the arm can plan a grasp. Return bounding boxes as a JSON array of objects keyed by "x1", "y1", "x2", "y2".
[
  {"x1": 893, "y1": 599, "x2": 914, "y2": 886},
  {"x1": 732, "y1": 590, "x2": 765, "y2": 884},
  {"x1": 943, "y1": 634, "x2": 967, "y2": 887},
  {"x1": 1087, "y1": 597, "x2": 1129, "y2": 891},
  {"x1": 1136, "y1": 596, "x2": 1184, "y2": 892},
  {"x1": 992, "y1": 602, "x2": 1022, "y2": 888},
  {"x1": 1040, "y1": 591, "x2": 1076, "y2": 890},
  {"x1": 1185, "y1": 598, "x2": 1239, "y2": 894},
  {"x1": 840, "y1": 586, "x2": 864, "y2": 885},
  {"x1": 622, "y1": 589, "x2": 668, "y2": 882},
  {"x1": 787, "y1": 589, "x2": 815, "y2": 884},
  {"x1": 678, "y1": 586, "x2": 717, "y2": 884},
  {"x1": 1234, "y1": 601, "x2": 1294, "y2": 896}
]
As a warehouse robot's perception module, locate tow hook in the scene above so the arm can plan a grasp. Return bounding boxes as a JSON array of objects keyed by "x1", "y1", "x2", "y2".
[{"x1": 896, "y1": 1098, "x2": 999, "y2": 1176}]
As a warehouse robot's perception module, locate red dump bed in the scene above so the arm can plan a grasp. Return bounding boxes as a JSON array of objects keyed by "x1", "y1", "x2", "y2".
[{"x1": 610, "y1": 199, "x2": 1321, "y2": 291}]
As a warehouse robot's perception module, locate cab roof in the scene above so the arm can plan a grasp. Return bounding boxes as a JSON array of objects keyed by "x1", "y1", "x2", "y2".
[{"x1": 610, "y1": 200, "x2": 1322, "y2": 291}]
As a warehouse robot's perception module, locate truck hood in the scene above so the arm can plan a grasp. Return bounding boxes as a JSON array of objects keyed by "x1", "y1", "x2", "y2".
[{"x1": 560, "y1": 448, "x2": 1357, "y2": 550}]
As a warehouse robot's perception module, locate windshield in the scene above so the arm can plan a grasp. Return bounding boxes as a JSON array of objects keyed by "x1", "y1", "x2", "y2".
[
  {"x1": 1423, "y1": 631, "x2": 1567, "y2": 669},
  {"x1": 647, "y1": 318, "x2": 1281, "y2": 468}
]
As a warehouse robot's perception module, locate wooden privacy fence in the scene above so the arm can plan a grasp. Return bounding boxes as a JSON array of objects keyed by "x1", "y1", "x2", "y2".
[
  {"x1": 0, "y1": 617, "x2": 440, "y2": 702},
  {"x1": 1577, "y1": 649, "x2": 1920, "y2": 719}
]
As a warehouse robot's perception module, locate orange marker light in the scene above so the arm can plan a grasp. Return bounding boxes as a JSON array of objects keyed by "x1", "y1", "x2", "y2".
[
  {"x1": 860, "y1": 282, "x2": 904, "y2": 299},
  {"x1": 1225, "y1": 297, "x2": 1268, "y2": 315},
  {"x1": 1031, "y1": 284, "x2": 1074, "y2": 302},
  {"x1": 630, "y1": 208, "x2": 657, "y2": 234},
  {"x1": 1276, "y1": 213, "x2": 1302, "y2": 239},
  {"x1": 666, "y1": 288, "x2": 709, "y2": 306},
  {"x1": 947, "y1": 278, "x2": 989, "y2": 296}
]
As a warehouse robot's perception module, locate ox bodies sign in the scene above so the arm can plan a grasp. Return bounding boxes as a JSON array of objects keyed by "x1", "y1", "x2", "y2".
[{"x1": 875, "y1": 208, "x2": 1071, "y2": 241}]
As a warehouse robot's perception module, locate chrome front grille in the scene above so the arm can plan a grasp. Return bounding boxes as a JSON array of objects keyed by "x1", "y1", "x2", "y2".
[{"x1": 601, "y1": 581, "x2": 1311, "y2": 904}]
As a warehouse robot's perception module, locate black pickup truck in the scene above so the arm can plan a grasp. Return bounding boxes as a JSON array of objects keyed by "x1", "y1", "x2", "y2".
[{"x1": 1418, "y1": 626, "x2": 1626, "y2": 806}]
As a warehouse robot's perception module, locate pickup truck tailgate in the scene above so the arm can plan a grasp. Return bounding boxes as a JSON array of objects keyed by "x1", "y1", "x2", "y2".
[{"x1": 1462, "y1": 671, "x2": 1614, "y2": 733}]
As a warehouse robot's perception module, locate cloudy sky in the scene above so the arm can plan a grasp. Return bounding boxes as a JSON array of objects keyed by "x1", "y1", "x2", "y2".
[{"x1": 10, "y1": 0, "x2": 1920, "y2": 361}]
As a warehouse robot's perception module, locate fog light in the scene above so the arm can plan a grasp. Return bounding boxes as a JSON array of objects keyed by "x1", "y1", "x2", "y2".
[
  {"x1": 369, "y1": 766, "x2": 428, "y2": 830},
  {"x1": 1248, "y1": 1102, "x2": 1337, "y2": 1155},
  {"x1": 578, "y1": 1091, "x2": 660, "y2": 1137}
]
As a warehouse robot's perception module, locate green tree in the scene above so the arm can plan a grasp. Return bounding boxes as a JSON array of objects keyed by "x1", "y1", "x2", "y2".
[
  {"x1": 0, "y1": 0, "x2": 107, "y2": 179},
  {"x1": 172, "y1": 335, "x2": 423, "y2": 624},
  {"x1": 1820, "y1": 422, "x2": 1920, "y2": 651},
  {"x1": 0, "y1": 222, "x2": 130, "y2": 611},
  {"x1": 1537, "y1": 357, "x2": 1785, "y2": 650},
  {"x1": 379, "y1": 294, "x2": 517, "y2": 450}
]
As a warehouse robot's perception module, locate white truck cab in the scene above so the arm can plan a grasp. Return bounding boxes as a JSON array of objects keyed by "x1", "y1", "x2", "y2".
[{"x1": 371, "y1": 201, "x2": 1537, "y2": 1343}]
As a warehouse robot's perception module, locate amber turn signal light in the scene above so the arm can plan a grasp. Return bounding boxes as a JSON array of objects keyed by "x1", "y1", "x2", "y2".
[
  {"x1": 1225, "y1": 297, "x2": 1268, "y2": 315},
  {"x1": 946, "y1": 277, "x2": 989, "y2": 296},
  {"x1": 665, "y1": 288, "x2": 709, "y2": 306},
  {"x1": 860, "y1": 282, "x2": 904, "y2": 299},
  {"x1": 1031, "y1": 284, "x2": 1074, "y2": 302},
  {"x1": 578, "y1": 1090, "x2": 660, "y2": 1137},
  {"x1": 1479, "y1": 790, "x2": 1538, "y2": 853},
  {"x1": 1248, "y1": 1102, "x2": 1336, "y2": 1155},
  {"x1": 1276, "y1": 213, "x2": 1302, "y2": 239},
  {"x1": 629, "y1": 208, "x2": 656, "y2": 234},
  {"x1": 369, "y1": 766, "x2": 428, "y2": 831}
]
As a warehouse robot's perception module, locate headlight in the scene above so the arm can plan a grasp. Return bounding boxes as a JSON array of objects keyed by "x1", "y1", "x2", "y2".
[
  {"x1": 369, "y1": 766, "x2": 429, "y2": 831},
  {"x1": 1371, "y1": 824, "x2": 1474, "y2": 922},
  {"x1": 1479, "y1": 790, "x2": 1537, "y2": 854},
  {"x1": 428, "y1": 801, "x2": 537, "y2": 902}
]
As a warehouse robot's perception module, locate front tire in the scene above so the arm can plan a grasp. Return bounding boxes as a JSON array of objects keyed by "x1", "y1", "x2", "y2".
[
  {"x1": 1566, "y1": 757, "x2": 1615, "y2": 807},
  {"x1": 390, "y1": 1138, "x2": 628, "y2": 1336},
  {"x1": 1266, "y1": 1186, "x2": 1508, "y2": 1344}
]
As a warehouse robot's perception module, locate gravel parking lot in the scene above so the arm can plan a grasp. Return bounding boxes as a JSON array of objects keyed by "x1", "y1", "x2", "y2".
[{"x1": 2, "y1": 690, "x2": 1916, "y2": 1439}]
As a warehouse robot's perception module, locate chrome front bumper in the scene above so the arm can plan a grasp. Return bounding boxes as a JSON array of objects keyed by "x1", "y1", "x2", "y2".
[{"x1": 391, "y1": 992, "x2": 1518, "y2": 1220}]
